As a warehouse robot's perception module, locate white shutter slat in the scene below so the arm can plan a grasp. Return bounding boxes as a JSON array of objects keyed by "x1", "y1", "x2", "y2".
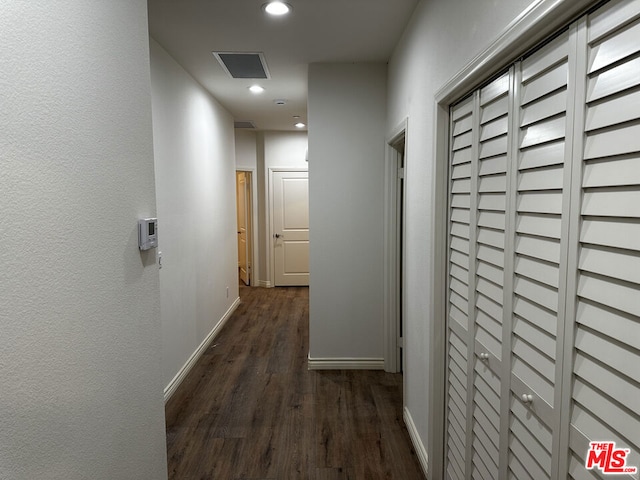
[
  {"x1": 519, "y1": 141, "x2": 565, "y2": 170},
  {"x1": 452, "y1": 146, "x2": 472, "y2": 165},
  {"x1": 577, "y1": 272, "x2": 640, "y2": 317},
  {"x1": 584, "y1": 123, "x2": 640, "y2": 159},
  {"x1": 480, "y1": 116, "x2": 508, "y2": 142},
  {"x1": 581, "y1": 218, "x2": 640, "y2": 252},
  {"x1": 517, "y1": 192, "x2": 563, "y2": 215},
  {"x1": 451, "y1": 161, "x2": 472, "y2": 179},
  {"x1": 450, "y1": 221, "x2": 470, "y2": 240},
  {"x1": 576, "y1": 300, "x2": 639, "y2": 351},
  {"x1": 520, "y1": 116, "x2": 566, "y2": 149},
  {"x1": 513, "y1": 297, "x2": 557, "y2": 336},
  {"x1": 574, "y1": 327, "x2": 640, "y2": 385},
  {"x1": 583, "y1": 156, "x2": 640, "y2": 187},
  {"x1": 514, "y1": 276, "x2": 558, "y2": 312},
  {"x1": 512, "y1": 337, "x2": 555, "y2": 387},
  {"x1": 450, "y1": 236, "x2": 470, "y2": 255},
  {"x1": 510, "y1": 416, "x2": 552, "y2": 471},
  {"x1": 588, "y1": 18, "x2": 640, "y2": 74},
  {"x1": 582, "y1": 189, "x2": 640, "y2": 217},
  {"x1": 478, "y1": 210, "x2": 506, "y2": 230},
  {"x1": 451, "y1": 178, "x2": 471, "y2": 193},
  {"x1": 516, "y1": 213, "x2": 561, "y2": 239},
  {"x1": 477, "y1": 292, "x2": 503, "y2": 324},
  {"x1": 513, "y1": 317, "x2": 555, "y2": 358},
  {"x1": 518, "y1": 166, "x2": 564, "y2": 191},
  {"x1": 574, "y1": 352, "x2": 639, "y2": 415},
  {"x1": 477, "y1": 324, "x2": 501, "y2": 358},
  {"x1": 579, "y1": 245, "x2": 640, "y2": 285},
  {"x1": 588, "y1": 0, "x2": 640, "y2": 43},
  {"x1": 478, "y1": 192, "x2": 506, "y2": 212},
  {"x1": 480, "y1": 135, "x2": 509, "y2": 158},
  {"x1": 477, "y1": 227, "x2": 505, "y2": 249},
  {"x1": 474, "y1": 374, "x2": 501, "y2": 422},
  {"x1": 521, "y1": 30, "x2": 569, "y2": 82},
  {"x1": 451, "y1": 192, "x2": 471, "y2": 208},
  {"x1": 477, "y1": 244, "x2": 505, "y2": 268},
  {"x1": 479, "y1": 154, "x2": 507, "y2": 176},
  {"x1": 509, "y1": 432, "x2": 550, "y2": 480},
  {"x1": 453, "y1": 113, "x2": 474, "y2": 136},
  {"x1": 450, "y1": 207, "x2": 470, "y2": 224},
  {"x1": 515, "y1": 255, "x2": 559, "y2": 288},
  {"x1": 572, "y1": 378, "x2": 640, "y2": 447},
  {"x1": 516, "y1": 235, "x2": 560, "y2": 264},
  {"x1": 481, "y1": 94, "x2": 509, "y2": 124},
  {"x1": 479, "y1": 174, "x2": 507, "y2": 193},
  {"x1": 453, "y1": 130, "x2": 473, "y2": 150},
  {"x1": 476, "y1": 305, "x2": 502, "y2": 343},
  {"x1": 477, "y1": 277, "x2": 503, "y2": 305},
  {"x1": 477, "y1": 261, "x2": 503, "y2": 285},
  {"x1": 520, "y1": 89, "x2": 567, "y2": 127},
  {"x1": 585, "y1": 89, "x2": 640, "y2": 132},
  {"x1": 521, "y1": 62, "x2": 568, "y2": 106},
  {"x1": 481, "y1": 73, "x2": 510, "y2": 105},
  {"x1": 586, "y1": 56, "x2": 640, "y2": 103}
]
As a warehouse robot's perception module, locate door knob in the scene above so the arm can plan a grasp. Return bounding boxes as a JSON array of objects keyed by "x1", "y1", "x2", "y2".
[{"x1": 274, "y1": 233, "x2": 282, "y2": 238}]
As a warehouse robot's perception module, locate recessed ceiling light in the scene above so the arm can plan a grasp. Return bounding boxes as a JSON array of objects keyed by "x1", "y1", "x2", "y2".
[
  {"x1": 249, "y1": 85, "x2": 265, "y2": 94},
  {"x1": 273, "y1": 99, "x2": 287, "y2": 105},
  {"x1": 264, "y1": 1, "x2": 291, "y2": 16},
  {"x1": 295, "y1": 122, "x2": 306, "y2": 129}
]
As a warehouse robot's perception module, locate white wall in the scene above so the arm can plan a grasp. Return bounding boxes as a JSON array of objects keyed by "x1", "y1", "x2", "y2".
[
  {"x1": 0, "y1": 2, "x2": 167, "y2": 479},
  {"x1": 387, "y1": 0, "x2": 540, "y2": 464},
  {"x1": 235, "y1": 130, "x2": 258, "y2": 170},
  {"x1": 149, "y1": 39, "x2": 239, "y2": 391},
  {"x1": 308, "y1": 63, "x2": 387, "y2": 361}
]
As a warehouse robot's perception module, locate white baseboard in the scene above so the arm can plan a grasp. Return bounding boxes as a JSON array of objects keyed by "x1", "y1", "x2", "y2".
[
  {"x1": 307, "y1": 356, "x2": 385, "y2": 370},
  {"x1": 164, "y1": 297, "x2": 241, "y2": 403},
  {"x1": 255, "y1": 279, "x2": 272, "y2": 288},
  {"x1": 404, "y1": 406, "x2": 429, "y2": 478}
]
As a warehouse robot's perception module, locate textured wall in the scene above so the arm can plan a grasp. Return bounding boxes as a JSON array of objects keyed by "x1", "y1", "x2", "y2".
[
  {"x1": 308, "y1": 63, "x2": 387, "y2": 360},
  {"x1": 149, "y1": 39, "x2": 240, "y2": 390},
  {"x1": 0, "y1": 2, "x2": 167, "y2": 479},
  {"x1": 387, "y1": 0, "x2": 543, "y2": 459}
]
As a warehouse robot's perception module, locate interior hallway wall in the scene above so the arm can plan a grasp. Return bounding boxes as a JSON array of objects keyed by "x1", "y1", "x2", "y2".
[
  {"x1": 0, "y1": 2, "x2": 168, "y2": 479},
  {"x1": 387, "y1": 0, "x2": 544, "y2": 463},
  {"x1": 150, "y1": 39, "x2": 239, "y2": 391},
  {"x1": 308, "y1": 63, "x2": 387, "y2": 363}
]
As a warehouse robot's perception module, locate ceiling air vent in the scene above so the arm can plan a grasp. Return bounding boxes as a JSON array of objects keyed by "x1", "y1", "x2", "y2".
[
  {"x1": 213, "y1": 52, "x2": 270, "y2": 79},
  {"x1": 234, "y1": 121, "x2": 256, "y2": 129}
]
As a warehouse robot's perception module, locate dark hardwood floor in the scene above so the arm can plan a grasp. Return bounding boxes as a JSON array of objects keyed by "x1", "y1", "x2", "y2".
[{"x1": 165, "y1": 285, "x2": 425, "y2": 479}]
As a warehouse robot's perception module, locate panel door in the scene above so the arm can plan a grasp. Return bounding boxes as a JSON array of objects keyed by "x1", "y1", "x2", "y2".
[
  {"x1": 237, "y1": 171, "x2": 250, "y2": 285},
  {"x1": 272, "y1": 171, "x2": 309, "y2": 286}
]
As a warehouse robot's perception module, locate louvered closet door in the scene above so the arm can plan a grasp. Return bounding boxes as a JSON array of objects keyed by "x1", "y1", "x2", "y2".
[
  {"x1": 446, "y1": 95, "x2": 475, "y2": 480},
  {"x1": 471, "y1": 72, "x2": 511, "y2": 480},
  {"x1": 506, "y1": 30, "x2": 573, "y2": 480},
  {"x1": 564, "y1": 1, "x2": 640, "y2": 477}
]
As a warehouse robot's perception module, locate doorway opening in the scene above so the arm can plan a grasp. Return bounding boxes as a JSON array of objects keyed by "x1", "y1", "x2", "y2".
[
  {"x1": 384, "y1": 122, "x2": 407, "y2": 374},
  {"x1": 236, "y1": 170, "x2": 253, "y2": 286}
]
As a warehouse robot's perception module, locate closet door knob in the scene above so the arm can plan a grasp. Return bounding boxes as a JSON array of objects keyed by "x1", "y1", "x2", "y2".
[{"x1": 521, "y1": 394, "x2": 533, "y2": 404}]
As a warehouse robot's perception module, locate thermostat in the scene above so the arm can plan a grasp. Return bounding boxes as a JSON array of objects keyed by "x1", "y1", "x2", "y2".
[{"x1": 138, "y1": 218, "x2": 158, "y2": 250}]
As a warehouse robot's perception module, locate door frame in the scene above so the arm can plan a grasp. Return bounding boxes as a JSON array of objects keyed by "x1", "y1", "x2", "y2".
[
  {"x1": 267, "y1": 167, "x2": 308, "y2": 287},
  {"x1": 236, "y1": 168, "x2": 258, "y2": 287},
  {"x1": 384, "y1": 119, "x2": 408, "y2": 374},
  {"x1": 430, "y1": 0, "x2": 598, "y2": 478}
]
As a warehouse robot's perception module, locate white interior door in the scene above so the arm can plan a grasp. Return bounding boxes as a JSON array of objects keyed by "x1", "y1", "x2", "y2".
[
  {"x1": 272, "y1": 170, "x2": 309, "y2": 286},
  {"x1": 236, "y1": 171, "x2": 251, "y2": 285}
]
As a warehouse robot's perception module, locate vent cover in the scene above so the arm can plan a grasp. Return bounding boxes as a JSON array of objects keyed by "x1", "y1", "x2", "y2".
[
  {"x1": 213, "y1": 52, "x2": 270, "y2": 79},
  {"x1": 234, "y1": 121, "x2": 256, "y2": 129}
]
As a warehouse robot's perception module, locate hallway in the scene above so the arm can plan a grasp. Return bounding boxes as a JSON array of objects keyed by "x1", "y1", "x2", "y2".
[{"x1": 165, "y1": 286, "x2": 425, "y2": 479}]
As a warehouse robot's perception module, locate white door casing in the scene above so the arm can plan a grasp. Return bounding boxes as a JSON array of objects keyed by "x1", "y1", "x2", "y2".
[{"x1": 271, "y1": 170, "x2": 309, "y2": 286}]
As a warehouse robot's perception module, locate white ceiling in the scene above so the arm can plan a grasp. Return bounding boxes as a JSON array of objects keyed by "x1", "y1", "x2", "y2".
[{"x1": 147, "y1": 0, "x2": 419, "y2": 131}]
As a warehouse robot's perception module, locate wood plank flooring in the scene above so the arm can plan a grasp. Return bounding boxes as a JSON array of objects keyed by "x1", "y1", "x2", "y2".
[{"x1": 165, "y1": 285, "x2": 426, "y2": 479}]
